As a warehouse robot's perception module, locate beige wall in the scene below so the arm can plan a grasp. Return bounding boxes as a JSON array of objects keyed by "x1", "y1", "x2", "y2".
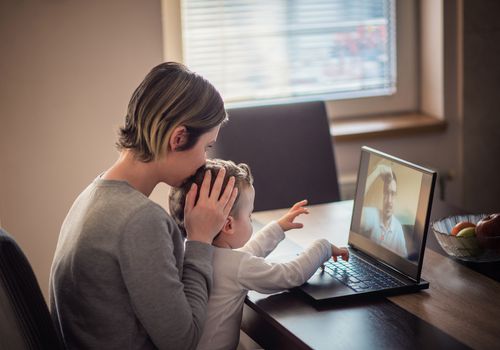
[
  {"x1": 0, "y1": 0, "x2": 165, "y2": 299},
  {"x1": 462, "y1": 0, "x2": 500, "y2": 213}
]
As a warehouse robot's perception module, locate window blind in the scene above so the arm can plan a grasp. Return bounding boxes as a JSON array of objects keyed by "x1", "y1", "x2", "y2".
[{"x1": 181, "y1": 0, "x2": 396, "y2": 105}]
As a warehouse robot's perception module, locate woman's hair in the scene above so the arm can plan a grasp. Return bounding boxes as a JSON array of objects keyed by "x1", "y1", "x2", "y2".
[
  {"x1": 117, "y1": 62, "x2": 227, "y2": 162},
  {"x1": 169, "y1": 159, "x2": 254, "y2": 233}
]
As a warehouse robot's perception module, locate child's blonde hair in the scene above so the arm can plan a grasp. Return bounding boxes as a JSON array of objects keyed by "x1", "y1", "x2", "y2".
[{"x1": 169, "y1": 159, "x2": 253, "y2": 232}]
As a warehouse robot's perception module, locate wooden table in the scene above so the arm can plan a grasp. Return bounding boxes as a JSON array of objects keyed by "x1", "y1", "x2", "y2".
[{"x1": 242, "y1": 200, "x2": 500, "y2": 349}]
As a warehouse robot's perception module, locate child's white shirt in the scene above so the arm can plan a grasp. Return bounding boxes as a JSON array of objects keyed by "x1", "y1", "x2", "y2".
[{"x1": 196, "y1": 221, "x2": 332, "y2": 350}]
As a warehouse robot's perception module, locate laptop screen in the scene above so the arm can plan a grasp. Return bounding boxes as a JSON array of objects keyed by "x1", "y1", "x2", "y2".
[{"x1": 349, "y1": 147, "x2": 436, "y2": 281}]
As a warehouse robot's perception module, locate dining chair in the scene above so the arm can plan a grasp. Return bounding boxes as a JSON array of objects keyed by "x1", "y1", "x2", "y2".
[
  {"x1": 0, "y1": 228, "x2": 65, "y2": 349},
  {"x1": 211, "y1": 101, "x2": 340, "y2": 211}
]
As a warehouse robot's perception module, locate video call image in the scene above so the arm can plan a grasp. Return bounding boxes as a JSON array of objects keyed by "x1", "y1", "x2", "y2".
[{"x1": 359, "y1": 155, "x2": 423, "y2": 261}]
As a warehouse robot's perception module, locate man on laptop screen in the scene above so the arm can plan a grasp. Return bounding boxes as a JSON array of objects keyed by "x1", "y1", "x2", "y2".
[
  {"x1": 360, "y1": 159, "x2": 423, "y2": 261},
  {"x1": 297, "y1": 147, "x2": 436, "y2": 303}
]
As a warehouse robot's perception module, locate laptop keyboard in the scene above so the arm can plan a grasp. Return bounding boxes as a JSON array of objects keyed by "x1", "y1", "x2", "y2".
[{"x1": 323, "y1": 253, "x2": 404, "y2": 292}]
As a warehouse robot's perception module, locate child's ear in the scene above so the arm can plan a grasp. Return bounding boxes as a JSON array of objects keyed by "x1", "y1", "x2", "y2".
[
  {"x1": 221, "y1": 216, "x2": 235, "y2": 235},
  {"x1": 169, "y1": 126, "x2": 188, "y2": 151}
]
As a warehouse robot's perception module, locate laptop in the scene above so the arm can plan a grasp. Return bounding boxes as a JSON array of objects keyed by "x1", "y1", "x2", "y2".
[{"x1": 295, "y1": 146, "x2": 437, "y2": 303}]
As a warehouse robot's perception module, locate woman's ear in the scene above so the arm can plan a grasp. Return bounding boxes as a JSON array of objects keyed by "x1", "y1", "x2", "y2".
[
  {"x1": 169, "y1": 126, "x2": 188, "y2": 151},
  {"x1": 221, "y1": 216, "x2": 235, "y2": 235}
]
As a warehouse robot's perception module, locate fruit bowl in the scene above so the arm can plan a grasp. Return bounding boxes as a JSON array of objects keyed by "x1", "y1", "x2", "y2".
[{"x1": 432, "y1": 214, "x2": 500, "y2": 262}]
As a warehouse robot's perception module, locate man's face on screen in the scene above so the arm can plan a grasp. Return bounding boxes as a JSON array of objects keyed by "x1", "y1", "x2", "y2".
[{"x1": 383, "y1": 179, "x2": 397, "y2": 220}]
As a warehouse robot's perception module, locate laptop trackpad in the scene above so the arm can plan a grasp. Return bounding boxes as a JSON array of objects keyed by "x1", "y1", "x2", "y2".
[{"x1": 298, "y1": 270, "x2": 355, "y2": 300}]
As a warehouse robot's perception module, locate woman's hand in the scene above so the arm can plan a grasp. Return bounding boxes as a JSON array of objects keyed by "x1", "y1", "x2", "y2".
[
  {"x1": 184, "y1": 168, "x2": 238, "y2": 244},
  {"x1": 277, "y1": 200, "x2": 309, "y2": 232}
]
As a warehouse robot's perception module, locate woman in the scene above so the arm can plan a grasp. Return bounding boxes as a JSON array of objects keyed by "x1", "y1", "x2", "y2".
[{"x1": 49, "y1": 62, "x2": 238, "y2": 349}]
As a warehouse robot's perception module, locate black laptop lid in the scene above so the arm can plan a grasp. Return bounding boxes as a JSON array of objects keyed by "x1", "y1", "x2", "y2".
[{"x1": 349, "y1": 147, "x2": 437, "y2": 282}]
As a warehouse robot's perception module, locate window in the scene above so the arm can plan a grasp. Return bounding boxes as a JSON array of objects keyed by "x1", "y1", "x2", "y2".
[
  {"x1": 163, "y1": 0, "x2": 417, "y2": 116},
  {"x1": 182, "y1": 0, "x2": 398, "y2": 107}
]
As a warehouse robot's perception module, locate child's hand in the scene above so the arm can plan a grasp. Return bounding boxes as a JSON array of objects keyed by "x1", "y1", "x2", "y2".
[
  {"x1": 331, "y1": 245, "x2": 349, "y2": 262},
  {"x1": 277, "y1": 200, "x2": 309, "y2": 231}
]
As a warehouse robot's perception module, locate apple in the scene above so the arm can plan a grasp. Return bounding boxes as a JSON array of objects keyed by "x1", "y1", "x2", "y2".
[
  {"x1": 456, "y1": 227, "x2": 475, "y2": 237},
  {"x1": 476, "y1": 213, "x2": 500, "y2": 237},
  {"x1": 451, "y1": 221, "x2": 475, "y2": 236},
  {"x1": 476, "y1": 213, "x2": 500, "y2": 249}
]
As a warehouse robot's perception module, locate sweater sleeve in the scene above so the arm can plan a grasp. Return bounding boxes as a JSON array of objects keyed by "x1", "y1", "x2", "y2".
[
  {"x1": 117, "y1": 205, "x2": 213, "y2": 350},
  {"x1": 236, "y1": 238, "x2": 332, "y2": 294},
  {"x1": 238, "y1": 221, "x2": 285, "y2": 257}
]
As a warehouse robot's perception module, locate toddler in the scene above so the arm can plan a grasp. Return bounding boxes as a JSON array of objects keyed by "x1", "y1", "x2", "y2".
[{"x1": 169, "y1": 159, "x2": 348, "y2": 350}]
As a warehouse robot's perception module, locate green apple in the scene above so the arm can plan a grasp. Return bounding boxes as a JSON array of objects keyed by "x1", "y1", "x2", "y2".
[{"x1": 456, "y1": 227, "x2": 475, "y2": 237}]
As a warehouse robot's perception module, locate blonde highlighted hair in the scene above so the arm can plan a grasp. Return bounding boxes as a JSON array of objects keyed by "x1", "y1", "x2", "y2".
[{"x1": 117, "y1": 62, "x2": 227, "y2": 161}]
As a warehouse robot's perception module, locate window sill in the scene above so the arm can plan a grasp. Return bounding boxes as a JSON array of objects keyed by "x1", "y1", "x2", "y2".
[{"x1": 330, "y1": 113, "x2": 447, "y2": 142}]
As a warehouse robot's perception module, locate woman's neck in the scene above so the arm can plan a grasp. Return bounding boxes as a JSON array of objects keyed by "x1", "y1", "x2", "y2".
[{"x1": 102, "y1": 150, "x2": 160, "y2": 197}]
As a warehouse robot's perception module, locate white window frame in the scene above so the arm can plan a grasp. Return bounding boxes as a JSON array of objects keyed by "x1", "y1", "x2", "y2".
[{"x1": 161, "y1": 0, "x2": 418, "y2": 120}]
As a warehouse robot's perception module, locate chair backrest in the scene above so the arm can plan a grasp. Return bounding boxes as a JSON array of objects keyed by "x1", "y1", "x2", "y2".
[
  {"x1": 212, "y1": 101, "x2": 340, "y2": 211},
  {"x1": 0, "y1": 228, "x2": 65, "y2": 350}
]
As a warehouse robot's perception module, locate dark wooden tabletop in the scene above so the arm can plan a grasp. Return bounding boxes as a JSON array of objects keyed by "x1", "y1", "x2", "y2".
[{"x1": 242, "y1": 199, "x2": 500, "y2": 349}]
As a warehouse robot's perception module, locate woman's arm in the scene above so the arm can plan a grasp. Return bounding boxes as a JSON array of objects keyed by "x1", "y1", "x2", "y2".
[{"x1": 118, "y1": 205, "x2": 213, "y2": 350}]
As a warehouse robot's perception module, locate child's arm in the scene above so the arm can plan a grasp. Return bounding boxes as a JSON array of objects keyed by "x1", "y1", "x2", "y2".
[
  {"x1": 236, "y1": 240, "x2": 349, "y2": 294},
  {"x1": 238, "y1": 200, "x2": 309, "y2": 258},
  {"x1": 238, "y1": 221, "x2": 285, "y2": 258}
]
